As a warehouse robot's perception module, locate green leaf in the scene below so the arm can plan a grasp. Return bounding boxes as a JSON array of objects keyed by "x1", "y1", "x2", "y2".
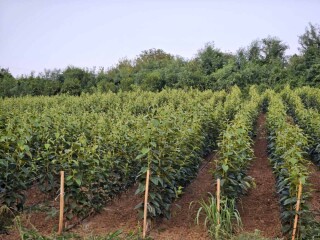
[
  {"x1": 150, "y1": 176, "x2": 160, "y2": 185},
  {"x1": 141, "y1": 148, "x2": 150, "y2": 155},
  {"x1": 75, "y1": 178, "x2": 82, "y2": 186},
  {"x1": 151, "y1": 119, "x2": 160, "y2": 127},
  {"x1": 288, "y1": 158, "x2": 298, "y2": 165},
  {"x1": 222, "y1": 164, "x2": 229, "y2": 172},
  {"x1": 136, "y1": 154, "x2": 145, "y2": 160}
]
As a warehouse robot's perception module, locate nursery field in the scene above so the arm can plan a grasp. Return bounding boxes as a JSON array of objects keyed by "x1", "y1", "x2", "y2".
[{"x1": 1, "y1": 86, "x2": 320, "y2": 240}]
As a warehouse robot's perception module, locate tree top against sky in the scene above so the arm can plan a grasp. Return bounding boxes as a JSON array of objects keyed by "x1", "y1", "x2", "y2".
[{"x1": 1, "y1": 0, "x2": 320, "y2": 76}]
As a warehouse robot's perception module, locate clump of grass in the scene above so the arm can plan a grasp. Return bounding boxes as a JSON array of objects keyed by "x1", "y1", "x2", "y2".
[{"x1": 193, "y1": 194, "x2": 242, "y2": 239}]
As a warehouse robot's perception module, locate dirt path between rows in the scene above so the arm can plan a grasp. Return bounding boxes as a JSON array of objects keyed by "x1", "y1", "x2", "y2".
[
  {"x1": 238, "y1": 113, "x2": 282, "y2": 238},
  {"x1": 308, "y1": 164, "x2": 320, "y2": 222},
  {"x1": 73, "y1": 184, "x2": 142, "y2": 237},
  {"x1": 149, "y1": 153, "x2": 215, "y2": 240}
]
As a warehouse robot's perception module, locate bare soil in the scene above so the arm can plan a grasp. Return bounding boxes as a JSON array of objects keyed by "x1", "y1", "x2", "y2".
[
  {"x1": 2, "y1": 186, "x2": 59, "y2": 240},
  {"x1": 308, "y1": 164, "x2": 320, "y2": 221},
  {"x1": 73, "y1": 184, "x2": 143, "y2": 237},
  {"x1": 238, "y1": 113, "x2": 282, "y2": 238}
]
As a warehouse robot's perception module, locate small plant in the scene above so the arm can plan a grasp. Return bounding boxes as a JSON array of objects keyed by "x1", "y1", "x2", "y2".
[
  {"x1": 193, "y1": 194, "x2": 242, "y2": 239},
  {"x1": 0, "y1": 205, "x2": 15, "y2": 234}
]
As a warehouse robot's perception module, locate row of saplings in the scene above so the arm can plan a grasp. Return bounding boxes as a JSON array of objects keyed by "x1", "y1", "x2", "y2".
[
  {"x1": 207, "y1": 90, "x2": 320, "y2": 240},
  {"x1": 2, "y1": 88, "x2": 320, "y2": 239}
]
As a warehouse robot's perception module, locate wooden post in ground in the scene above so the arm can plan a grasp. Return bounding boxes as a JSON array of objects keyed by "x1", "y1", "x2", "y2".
[
  {"x1": 143, "y1": 169, "x2": 150, "y2": 238},
  {"x1": 58, "y1": 171, "x2": 65, "y2": 235},
  {"x1": 217, "y1": 178, "x2": 221, "y2": 225},
  {"x1": 291, "y1": 181, "x2": 303, "y2": 240}
]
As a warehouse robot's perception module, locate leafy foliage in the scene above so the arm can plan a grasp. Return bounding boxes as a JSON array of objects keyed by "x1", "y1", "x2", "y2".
[
  {"x1": 2, "y1": 87, "x2": 320, "y2": 239},
  {"x1": 134, "y1": 88, "x2": 234, "y2": 219},
  {"x1": 2, "y1": 23, "x2": 320, "y2": 97},
  {"x1": 194, "y1": 195, "x2": 242, "y2": 239},
  {"x1": 265, "y1": 90, "x2": 320, "y2": 239},
  {"x1": 297, "y1": 86, "x2": 320, "y2": 111},
  {"x1": 281, "y1": 86, "x2": 320, "y2": 166},
  {"x1": 214, "y1": 86, "x2": 261, "y2": 199},
  {"x1": 0, "y1": 89, "x2": 227, "y2": 221}
]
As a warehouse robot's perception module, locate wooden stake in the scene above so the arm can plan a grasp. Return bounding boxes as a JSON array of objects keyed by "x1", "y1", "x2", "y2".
[
  {"x1": 143, "y1": 169, "x2": 150, "y2": 238},
  {"x1": 217, "y1": 178, "x2": 221, "y2": 225},
  {"x1": 291, "y1": 181, "x2": 303, "y2": 240},
  {"x1": 58, "y1": 171, "x2": 65, "y2": 235}
]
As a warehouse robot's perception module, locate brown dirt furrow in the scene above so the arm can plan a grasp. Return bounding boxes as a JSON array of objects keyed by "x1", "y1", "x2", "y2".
[
  {"x1": 238, "y1": 113, "x2": 282, "y2": 238},
  {"x1": 2, "y1": 186, "x2": 59, "y2": 240},
  {"x1": 73, "y1": 185, "x2": 143, "y2": 237},
  {"x1": 149, "y1": 153, "x2": 216, "y2": 240},
  {"x1": 309, "y1": 164, "x2": 320, "y2": 222}
]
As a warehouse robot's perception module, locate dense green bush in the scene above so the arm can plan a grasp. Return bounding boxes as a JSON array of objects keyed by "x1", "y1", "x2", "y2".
[
  {"x1": 1, "y1": 24, "x2": 320, "y2": 97},
  {"x1": 266, "y1": 90, "x2": 320, "y2": 239},
  {"x1": 214, "y1": 86, "x2": 261, "y2": 199}
]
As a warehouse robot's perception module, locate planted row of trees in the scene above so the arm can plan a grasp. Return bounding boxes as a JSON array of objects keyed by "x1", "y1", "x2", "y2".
[
  {"x1": 1, "y1": 88, "x2": 247, "y2": 222},
  {"x1": 265, "y1": 90, "x2": 320, "y2": 239},
  {"x1": 134, "y1": 88, "x2": 232, "y2": 219},
  {"x1": 1, "y1": 23, "x2": 320, "y2": 97},
  {"x1": 281, "y1": 87, "x2": 320, "y2": 166},
  {"x1": 297, "y1": 86, "x2": 320, "y2": 111},
  {"x1": 2, "y1": 86, "x2": 320, "y2": 238},
  {"x1": 214, "y1": 86, "x2": 262, "y2": 199}
]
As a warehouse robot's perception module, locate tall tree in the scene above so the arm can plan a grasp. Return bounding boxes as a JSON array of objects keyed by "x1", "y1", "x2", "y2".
[
  {"x1": 261, "y1": 36, "x2": 289, "y2": 64},
  {"x1": 295, "y1": 23, "x2": 320, "y2": 85},
  {"x1": 0, "y1": 68, "x2": 16, "y2": 97},
  {"x1": 196, "y1": 42, "x2": 229, "y2": 75}
]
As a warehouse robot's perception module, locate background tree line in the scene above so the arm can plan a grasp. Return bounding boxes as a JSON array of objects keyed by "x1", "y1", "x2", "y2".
[{"x1": 1, "y1": 23, "x2": 319, "y2": 98}]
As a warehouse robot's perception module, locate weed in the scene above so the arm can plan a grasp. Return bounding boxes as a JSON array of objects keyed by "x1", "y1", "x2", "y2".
[{"x1": 193, "y1": 194, "x2": 242, "y2": 239}]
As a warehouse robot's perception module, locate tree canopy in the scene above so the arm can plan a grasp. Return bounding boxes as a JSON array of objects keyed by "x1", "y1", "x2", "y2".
[{"x1": 1, "y1": 23, "x2": 320, "y2": 98}]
